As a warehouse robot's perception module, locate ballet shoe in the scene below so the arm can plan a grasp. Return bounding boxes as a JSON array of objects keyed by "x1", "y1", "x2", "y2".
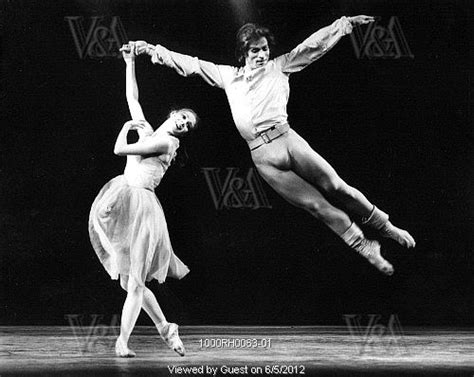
[
  {"x1": 160, "y1": 323, "x2": 185, "y2": 356},
  {"x1": 380, "y1": 221, "x2": 416, "y2": 248},
  {"x1": 355, "y1": 239, "x2": 394, "y2": 276},
  {"x1": 115, "y1": 337, "x2": 136, "y2": 358}
]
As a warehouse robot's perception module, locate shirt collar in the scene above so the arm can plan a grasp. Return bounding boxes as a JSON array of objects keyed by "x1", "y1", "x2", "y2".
[{"x1": 235, "y1": 64, "x2": 270, "y2": 79}]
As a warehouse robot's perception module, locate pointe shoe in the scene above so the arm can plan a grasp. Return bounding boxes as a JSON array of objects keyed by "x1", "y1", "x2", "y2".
[
  {"x1": 380, "y1": 221, "x2": 416, "y2": 248},
  {"x1": 160, "y1": 323, "x2": 185, "y2": 356},
  {"x1": 115, "y1": 337, "x2": 136, "y2": 358},
  {"x1": 355, "y1": 239, "x2": 394, "y2": 276}
]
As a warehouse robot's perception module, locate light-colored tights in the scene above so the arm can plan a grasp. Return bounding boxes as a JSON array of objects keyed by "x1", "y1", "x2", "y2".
[{"x1": 116, "y1": 275, "x2": 167, "y2": 354}]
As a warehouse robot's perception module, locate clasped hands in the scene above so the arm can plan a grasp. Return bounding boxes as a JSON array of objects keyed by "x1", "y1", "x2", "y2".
[
  {"x1": 120, "y1": 41, "x2": 151, "y2": 59},
  {"x1": 348, "y1": 15, "x2": 375, "y2": 25}
]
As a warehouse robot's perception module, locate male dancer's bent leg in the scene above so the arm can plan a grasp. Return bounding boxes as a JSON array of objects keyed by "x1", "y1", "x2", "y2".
[
  {"x1": 254, "y1": 160, "x2": 394, "y2": 275},
  {"x1": 287, "y1": 130, "x2": 415, "y2": 248}
]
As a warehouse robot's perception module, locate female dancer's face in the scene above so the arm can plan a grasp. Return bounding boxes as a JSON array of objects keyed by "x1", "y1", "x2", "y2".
[
  {"x1": 245, "y1": 37, "x2": 270, "y2": 70},
  {"x1": 169, "y1": 110, "x2": 197, "y2": 136}
]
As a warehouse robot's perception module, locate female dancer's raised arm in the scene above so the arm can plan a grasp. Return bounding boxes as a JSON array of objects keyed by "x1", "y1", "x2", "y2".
[{"x1": 121, "y1": 43, "x2": 145, "y2": 121}]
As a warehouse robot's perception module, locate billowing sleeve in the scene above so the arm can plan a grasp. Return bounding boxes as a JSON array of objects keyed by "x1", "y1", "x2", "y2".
[
  {"x1": 149, "y1": 44, "x2": 233, "y2": 89},
  {"x1": 275, "y1": 17, "x2": 353, "y2": 74}
]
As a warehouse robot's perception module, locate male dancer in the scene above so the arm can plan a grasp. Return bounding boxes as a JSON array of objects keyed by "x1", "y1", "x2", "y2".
[{"x1": 128, "y1": 15, "x2": 415, "y2": 275}]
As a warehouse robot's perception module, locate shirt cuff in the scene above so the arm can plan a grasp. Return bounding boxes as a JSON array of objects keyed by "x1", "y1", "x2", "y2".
[
  {"x1": 149, "y1": 44, "x2": 161, "y2": 64},
  {"x1": 145, "y1": 43, "x2": 155, "y2": 55}
]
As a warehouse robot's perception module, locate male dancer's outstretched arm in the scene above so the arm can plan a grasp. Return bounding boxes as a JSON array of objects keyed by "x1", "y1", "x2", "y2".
[{"x1": 128, "y1": 16, "x2": 373, "y2": 87}]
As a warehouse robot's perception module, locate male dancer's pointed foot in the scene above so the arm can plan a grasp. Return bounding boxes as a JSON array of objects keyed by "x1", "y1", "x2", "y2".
[
  {"x1": 357, "y1": 239, "x2": 394, "y2": 276},
  {"x1": 115, "y1": 336, "x2": 136, "y2": 358},
  {"x1": 380, "y1": 221, "x2": 416, "y2": 248},
  {"x1": 342, "y1": 223, "x2": 394, "y2": 276},
  {"x1": 160, "y1": 323, "x2": 185, "y2": 356}
]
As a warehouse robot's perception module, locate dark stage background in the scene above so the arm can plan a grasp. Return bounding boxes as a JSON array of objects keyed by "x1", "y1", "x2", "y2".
[{"x1": 0, "y1": 0, "x2": 472, "y2": 327}]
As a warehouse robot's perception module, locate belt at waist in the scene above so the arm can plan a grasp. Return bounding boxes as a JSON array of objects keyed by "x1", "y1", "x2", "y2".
[{"x1": 247, "y1": 123, "x2": 290, "y2": 151}]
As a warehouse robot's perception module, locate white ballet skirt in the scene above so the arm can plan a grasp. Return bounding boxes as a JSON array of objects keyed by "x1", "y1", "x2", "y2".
[{"x1": 88, "y1": 148, "x2": 189, "y2": 285}]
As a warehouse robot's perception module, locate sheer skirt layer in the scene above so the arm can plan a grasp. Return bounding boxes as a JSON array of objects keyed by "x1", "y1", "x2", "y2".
[{"x1": 89, "y1": 176, "x2": 189, "y2": 284}]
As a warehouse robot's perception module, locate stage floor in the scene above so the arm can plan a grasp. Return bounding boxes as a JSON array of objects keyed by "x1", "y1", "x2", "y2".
[{"x1": 0, "y1": 326, "x2": 473, "y2": 376}]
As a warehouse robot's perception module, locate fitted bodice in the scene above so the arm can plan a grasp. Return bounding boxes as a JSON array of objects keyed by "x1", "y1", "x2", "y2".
[{"x1": 123, "y1": 144, "x2": 177, "y2": 190}]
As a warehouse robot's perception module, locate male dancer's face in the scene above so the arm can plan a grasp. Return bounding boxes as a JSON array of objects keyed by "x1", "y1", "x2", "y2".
[{"x1": 245, "y1": 37, "x2": 270, "y2": 70}]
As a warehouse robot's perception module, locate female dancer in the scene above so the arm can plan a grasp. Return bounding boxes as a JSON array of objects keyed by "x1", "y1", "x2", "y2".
[
  {"x1": 88, "y1": 43, "x2": 198, "y2": 357},
  {"x1": 130, "y1": 15, "x2": 415, "y2": 276}
]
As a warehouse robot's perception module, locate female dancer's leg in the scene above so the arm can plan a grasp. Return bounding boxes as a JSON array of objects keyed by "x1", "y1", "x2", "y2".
[
  {"x1": 115, "y1": 275, "x2": 144, "y2": 357},
  {"x1": 118, "y1": 275, "x2": 185, "y2": 357}
]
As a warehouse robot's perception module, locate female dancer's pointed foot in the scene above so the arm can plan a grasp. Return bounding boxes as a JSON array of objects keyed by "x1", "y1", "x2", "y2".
[
  {"x1": 160, "y1": 323, "x2": 185, "y2": 356},
  {"x1": 357, "y1": 239, "x2": 394, "y2": 276},
  {"x1": 115, "y1": 337, "x2": 136, "y2": 358},
  {"x1": 380, "y1": 221, "x2": 416, "y2": 248}
]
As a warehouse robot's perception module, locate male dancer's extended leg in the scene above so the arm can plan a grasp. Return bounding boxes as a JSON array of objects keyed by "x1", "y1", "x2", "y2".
[
  {"x1": 254, "y1": 161, "x2": 394, "y2": 275},
  {"x1": 287, "y1": 131, "x2": 415, "y2": 248}
]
